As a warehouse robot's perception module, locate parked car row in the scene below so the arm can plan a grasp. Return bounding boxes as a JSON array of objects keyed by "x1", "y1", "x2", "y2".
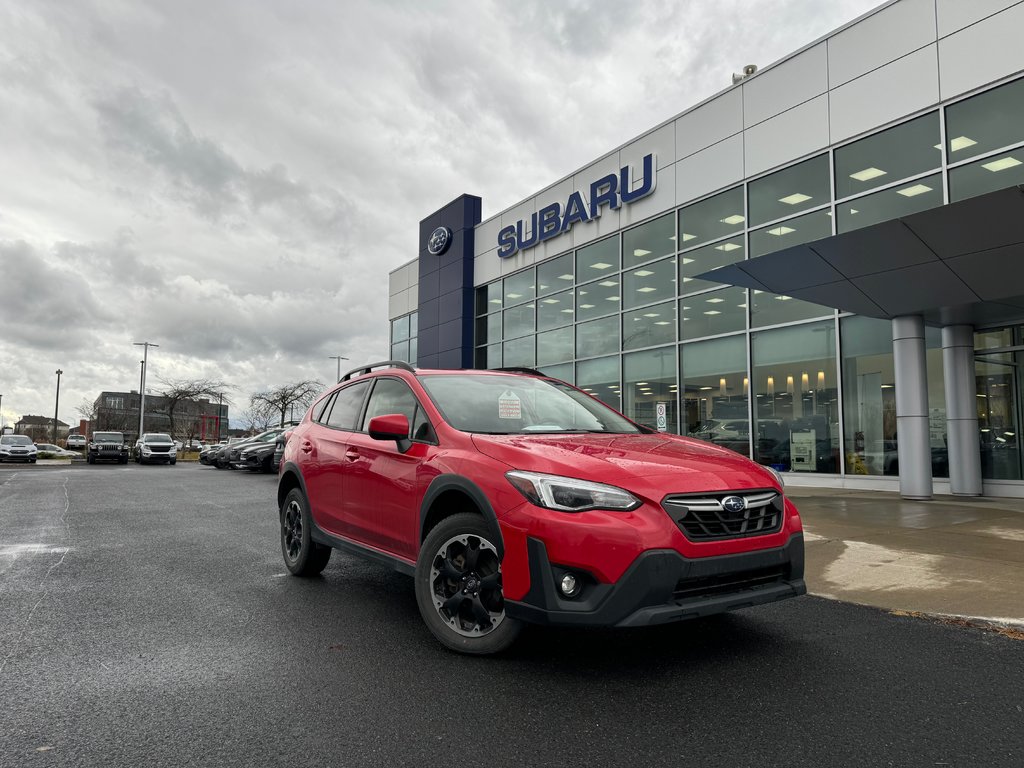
[{"x1": 198, "y1": 427, "x2": 293, "y2": 473}]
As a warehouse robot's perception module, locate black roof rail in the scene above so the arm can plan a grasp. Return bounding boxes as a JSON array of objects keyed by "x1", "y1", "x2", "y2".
[
  {"x1": 339, "y1": 360, "x2": 416, "y2": 383},
  {"x1": 493, "y1": 367, "x2": 548, "y2": 377}
]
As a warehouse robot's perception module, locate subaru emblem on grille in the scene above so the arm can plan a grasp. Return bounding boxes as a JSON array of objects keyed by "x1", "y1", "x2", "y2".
[{"x1": 721, "y1": 495, "x2": 746, "y2": 514}]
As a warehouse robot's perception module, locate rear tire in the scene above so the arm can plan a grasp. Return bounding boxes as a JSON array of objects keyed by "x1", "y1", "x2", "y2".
[
  {"x1": 415, "y1": 513, "x2": 522, "y2": 655},
  {"x1": 280, "y1": 488, "x2": 331, "y2": 576}
]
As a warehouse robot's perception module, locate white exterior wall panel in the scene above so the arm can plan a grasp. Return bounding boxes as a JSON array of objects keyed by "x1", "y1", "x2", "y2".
[
  {"x1": 473, "y1": 251, "x2": 501, "y2": 287},
  {"x1": 827, "y1": 0, "x2": 937, "y2": 87},
  {"x1": 938, "y1": 2, "x2": 1024, "y2": 100},
  {"x1": 743, "y1": 43, "x2": 828, "y2": 128},
  {"x1": 674, "y1": 88, "x2": 743, "y2": 160},
  {"x1": 674, "y1": 135, "x2": 744, "y2": 206},
  {"x1": 474, "y1": 216, "x2": 503, "y2": 262},
  {"x1": 623, "y1": 122, "x2": 675, "y2": 172},
  {"x1": 936, "y1": 0, "x2": 1021, "y2": 38},
  {"x1": 829, "y1": 45, "x2": 941, "y2": 143},
  {"x1": 743, "y1": 95, "x2": 830, "y2": 177}
]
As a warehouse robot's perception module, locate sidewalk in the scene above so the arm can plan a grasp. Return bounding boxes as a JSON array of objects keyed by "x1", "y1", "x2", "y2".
[{"x1": 789, "y1": 487, "x2": 1024, "y2": 626}]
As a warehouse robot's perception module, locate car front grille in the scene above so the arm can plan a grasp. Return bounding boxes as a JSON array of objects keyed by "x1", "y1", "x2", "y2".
[
  {"x1": 148, "y1": 446, "x2": 171, "y2": 453},
  {"x1": 662, "y1": 490, "x2": 783, "y2": 542}
]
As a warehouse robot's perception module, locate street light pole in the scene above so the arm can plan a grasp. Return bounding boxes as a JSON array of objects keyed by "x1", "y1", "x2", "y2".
[
  {"x1": 133, "y1": 341, "x2": 159, "y2": 439},
  {"x1": 0, "y1": 393, "x2": 4, "y2": 432},
  {"x1": 328, "y1": 355, "x2": 349, "y2": 382},
  {"x1": 53, "y1": 370, "x2": 63, "y2": 443}
]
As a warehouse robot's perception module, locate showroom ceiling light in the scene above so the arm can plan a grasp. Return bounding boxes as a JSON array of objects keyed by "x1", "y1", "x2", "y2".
[
  {"x1": 643, "y1": 313, "x2": 660, "y2": 318},
  {"x1": 704, "y1": 310, "x2": 722, "y2": 315},
  {"x1": 580, "y1": 303, "x2": 595, "y2": 309},
  {"x1": 606, "y1": 296, "x2": 620, "y2": 301},
  {"x1": 778, "y1": 193, "x2": 812, "y2": 205},
  {"x1": 558, "y1": 273, "x2": 573, "y2": 281},
  {"x1": 637, "y1": 287, "x2": 657, "y2": 293},
  {"x1": 982, "y1": 157, "x2": 1022, "y2": 172},
  {"x1": 589, "y1": 262, "x2": 613, "y2": 270},
  {"x1": 599, "y1": 280, "x2": 618, "y2": 287},
  {"x1": 633, "y1": 248, "x2": 651, "y2": 257},
  {"x1": 850, "y1": 167, "x2": 887, "y2": 181},
  {"x1": 715, "y1": 243, "x2": 742, "y2": 252},
  {"x1": 774, "y1": 295, "x2": 792, "y2": 301},
  {"x1": 706, "y1": 297, "x2": 725, "y2": 303},
  {"x1": 767, "y1": 226, "x2": 796, "y2": 236},
  {"x1": 681, "y1": 257, "x2": 695, "y2": 265},
  {"x1": 681, "y1": 233, "x2": 697, "y2": 241},
  {"x1": 541, "y1": 298, "x2": 560, "y2": 304},
  {"x1": 634, "y1": 269, "x2": 654, "y2": 277},
  {"x1": 897, "y1": 183, "x2": 933, "y2": 197},
  {"x1": 949, "y1": 135, "x2": 977, "y2": 152},
  {"x1": 720, "y1": 214, "x2": 745, "y2": 225}
]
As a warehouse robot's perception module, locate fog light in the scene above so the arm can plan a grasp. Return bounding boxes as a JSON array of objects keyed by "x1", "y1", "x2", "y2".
[{"x1": 559, "y1": 572, "x2": 581, "y2": 597}]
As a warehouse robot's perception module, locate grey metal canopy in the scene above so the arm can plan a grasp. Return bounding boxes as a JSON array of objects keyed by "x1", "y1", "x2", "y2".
[{"x1": 697, "y1": 185, "x2": 1024, "y2": 326}]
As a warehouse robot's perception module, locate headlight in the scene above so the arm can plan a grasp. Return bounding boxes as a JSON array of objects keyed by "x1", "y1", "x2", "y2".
[
  {"x1": 766, "y1": 466, "x2": 785, "y2": 490},
  {"x1": 505, "y1": 471, "x2": 641, "y2": 513}
]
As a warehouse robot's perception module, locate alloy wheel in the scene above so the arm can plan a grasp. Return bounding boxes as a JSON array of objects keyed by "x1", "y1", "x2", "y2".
[
  {"x1": 282, "y1": 499, "x2": 303, "y2": 562},
  {"x1": 429, "y1": 534, "x2": 505, "y2": 637}
]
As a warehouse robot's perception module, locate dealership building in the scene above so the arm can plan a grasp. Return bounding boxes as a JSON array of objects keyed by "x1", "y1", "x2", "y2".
[{"x1": 388, "y1": 0, "x2": 1024, "y2": 499}]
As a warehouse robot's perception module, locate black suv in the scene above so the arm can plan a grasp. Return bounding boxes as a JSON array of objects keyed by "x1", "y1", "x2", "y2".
[{"x1": 87, "y1": 432, "x2": 129, "y2": 464}]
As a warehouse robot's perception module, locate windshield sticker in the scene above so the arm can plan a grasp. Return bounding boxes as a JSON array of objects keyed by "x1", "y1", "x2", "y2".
[{"x1": 498, "y1": 391, "x2": 522, "y2": 420}]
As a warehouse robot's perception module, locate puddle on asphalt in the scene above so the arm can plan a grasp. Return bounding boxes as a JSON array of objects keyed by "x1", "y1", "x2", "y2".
[{"x1": 823, "y1": 540, "x2": 959, "y2": 592}]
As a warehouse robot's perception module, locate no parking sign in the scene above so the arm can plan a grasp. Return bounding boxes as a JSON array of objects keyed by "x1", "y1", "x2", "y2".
[{"x1": 655, "y1": 402, "x2": 667, "y2": 432}]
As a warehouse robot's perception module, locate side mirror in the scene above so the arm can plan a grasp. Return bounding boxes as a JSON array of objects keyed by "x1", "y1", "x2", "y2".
[{"x1": 367, "y1": 414, "x2": 411, "y2": 452}]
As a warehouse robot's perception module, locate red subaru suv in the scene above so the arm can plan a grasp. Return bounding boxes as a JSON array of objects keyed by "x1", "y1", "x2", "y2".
[{"x1": 277, "y1": 362, "x2": 805, "y2": 654}]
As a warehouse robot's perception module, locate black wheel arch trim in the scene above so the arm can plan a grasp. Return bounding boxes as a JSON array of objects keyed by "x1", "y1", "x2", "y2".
[{"x1": 419, "y1": 474, "x2": 504, "y2": 559}]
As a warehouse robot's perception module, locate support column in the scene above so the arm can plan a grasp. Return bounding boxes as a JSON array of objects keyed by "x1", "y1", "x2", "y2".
[
  {"x1": 892, "y1": 316, "x2": 933, "y2": 499},
  {"x1": 942, "y1": 325, "x2": 983, "y2": 495}
]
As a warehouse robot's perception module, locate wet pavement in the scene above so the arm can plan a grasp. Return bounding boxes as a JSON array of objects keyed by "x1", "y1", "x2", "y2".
[{"x1": 791, "y1": 487, "x2": 1024, "y2": 626}]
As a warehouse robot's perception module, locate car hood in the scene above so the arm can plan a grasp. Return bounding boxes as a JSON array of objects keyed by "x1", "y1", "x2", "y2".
[{"x1": 470, "y1": 432, "x2": 778, "y2": 493}]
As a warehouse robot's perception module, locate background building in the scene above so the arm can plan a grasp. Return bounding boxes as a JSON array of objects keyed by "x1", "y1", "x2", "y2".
[
  {"x1": 390, "y1": 0, "x2": 1024, "y2": 498},
  {"x1": 14, "y1": 415, "x2": 69, "y2": 443},
  {"x1": 93, "y1": 391, "x2": 229, "y2": 443}
]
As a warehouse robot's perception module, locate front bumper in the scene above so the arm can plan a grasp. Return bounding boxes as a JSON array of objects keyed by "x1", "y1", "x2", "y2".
[
  {"x1": 505, "y1": 534, "x2": 805, "y2": 628},
  {"x1": 0, "y1": 453, "x2": 36, "y2": 462}
]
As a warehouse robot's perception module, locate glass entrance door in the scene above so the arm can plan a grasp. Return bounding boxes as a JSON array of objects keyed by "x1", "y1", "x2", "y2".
[{"x1": 975, "y1": 355, "x2": 1021, "y2": 480}]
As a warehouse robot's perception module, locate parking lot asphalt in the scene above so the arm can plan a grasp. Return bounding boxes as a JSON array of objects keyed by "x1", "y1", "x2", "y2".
[{"x1": 1, "y1": 464, "x2": 1021, "y2": 767}]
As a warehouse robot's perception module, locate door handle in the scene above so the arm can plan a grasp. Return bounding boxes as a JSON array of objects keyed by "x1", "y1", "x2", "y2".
[
  {"x1": 300, "y1": 441, "x2": 313, "y2": 454},
  {"x1": 344, "y1": 449, "x2": 359, "y2": 461}
]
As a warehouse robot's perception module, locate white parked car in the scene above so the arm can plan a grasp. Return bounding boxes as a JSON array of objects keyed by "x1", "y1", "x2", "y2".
[
  {"x1": 66, "y1": 434, "x2": 87, "y2": 449},
  {"x1": 0, "y1": 434, "x2": 37, "y2": 463},
  {"x1": 36, "y1": 443, "x2": 78, "y2": 458},
  {"x1": 133, "y1": 433, "x2": 178, "y2": 465}
]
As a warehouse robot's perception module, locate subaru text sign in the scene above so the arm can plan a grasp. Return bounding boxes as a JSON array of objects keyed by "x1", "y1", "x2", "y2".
[{"x1": 497, "y1": 154, "x2": 657, "y2": 259}]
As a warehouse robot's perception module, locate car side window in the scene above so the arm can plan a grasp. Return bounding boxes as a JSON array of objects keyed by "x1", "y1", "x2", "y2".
[
  {"x1": 360, "y1": 378, "x2": 419, "y2": 436},
  {"x1": 325, "y1": 381, "x2": 370, "y2": 430},
  {"x1": 411, "y1": 406, "x2": 436, "y2": 443}
]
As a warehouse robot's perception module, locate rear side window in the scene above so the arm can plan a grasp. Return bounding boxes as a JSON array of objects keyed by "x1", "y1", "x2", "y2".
[
  {"x1": 325, "y1": 381, "x2": 370, "y2": 430},
  {"x1": 312, "y1": 393, "x2": 335, "y2": 423}
]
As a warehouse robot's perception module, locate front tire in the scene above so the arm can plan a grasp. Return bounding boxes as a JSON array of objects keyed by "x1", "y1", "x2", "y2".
[
  {"x1": 280, "y1": 488, "x2": 331, "y2": 576},
  {"x1": 415, "y1": 513, "x2": 522, "y2": 655}
]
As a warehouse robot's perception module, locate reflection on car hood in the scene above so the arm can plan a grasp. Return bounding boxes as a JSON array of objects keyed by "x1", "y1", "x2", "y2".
[{"x1": 470, "y1": 432, "x2": 777, "y2": 491}]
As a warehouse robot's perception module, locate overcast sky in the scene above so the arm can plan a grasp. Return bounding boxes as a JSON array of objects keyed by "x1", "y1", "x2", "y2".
[{"x1": 0, "y1": 0, "x2": 882, "y2": 429}]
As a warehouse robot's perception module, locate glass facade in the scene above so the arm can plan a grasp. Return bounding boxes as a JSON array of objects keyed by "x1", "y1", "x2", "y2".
[
  {"x1": 462, "y1": 73, "x2": 1024, "y2": 482},
  {"x1": 390, "y1": 311, "x2": 419, "y2": 363}
]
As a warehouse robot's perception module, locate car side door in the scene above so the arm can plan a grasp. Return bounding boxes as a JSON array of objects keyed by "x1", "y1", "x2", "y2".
[
  {"x1": 342, "y1": 377, "x2": 438, "y2": 559},
  {"x1": 301, "y1": 380, "x2": 371, "y2": 539}
]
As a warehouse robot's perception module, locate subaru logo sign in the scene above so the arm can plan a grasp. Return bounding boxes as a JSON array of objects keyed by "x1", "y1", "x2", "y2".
[
  {"x1": 427, "y1": 226, "x2": 452, "y2": 256},
  {"x1": 721, "y1": 495, "x2": 747, "y2": 514}
]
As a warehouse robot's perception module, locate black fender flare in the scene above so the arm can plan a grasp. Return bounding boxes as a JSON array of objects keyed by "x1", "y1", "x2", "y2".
[
  {"x1": 277, "y1": 462, "x2": 311, "y2": 511},
  {"x1": 419, "y1": 474, "x2": 504, "y2": 558}
]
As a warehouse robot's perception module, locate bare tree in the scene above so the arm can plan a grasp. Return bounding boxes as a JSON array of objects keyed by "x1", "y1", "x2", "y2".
[
  {"x1": 156, "y1": 378, "x2": 232, "y2": 440},
  {"x1": 241, "y1": 401, "x2": 276, "y2": 433},
  {"x1": 76, "y1": 398, "x2": 98, "y2": 431},
  {"x1": 250, "y1": 380, "x2": 323, "y2": 427}
]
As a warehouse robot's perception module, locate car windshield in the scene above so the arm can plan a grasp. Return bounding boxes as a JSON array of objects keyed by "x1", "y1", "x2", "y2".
[
  {"x1": 419, "y1": 374, "x2": 641, "y2": 435},
  {"x1": 93, "y1": 433, "x2": 122, "y2": 443},
  {"x1": 144, "y1": 434, "x2": 172, "y2": 442},
  {"x1": 2, "y1": 435, "x2": 33, "y2": 446}
]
